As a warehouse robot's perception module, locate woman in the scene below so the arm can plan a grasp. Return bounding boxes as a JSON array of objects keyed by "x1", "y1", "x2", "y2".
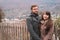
[{"x1": 39, "y1": 11, "x2": 54, "y2": 40}]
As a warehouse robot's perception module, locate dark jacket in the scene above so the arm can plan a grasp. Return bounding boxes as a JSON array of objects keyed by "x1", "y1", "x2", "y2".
[{"x1": 26, "y1": 13, "x2": 41, "y2": 40}]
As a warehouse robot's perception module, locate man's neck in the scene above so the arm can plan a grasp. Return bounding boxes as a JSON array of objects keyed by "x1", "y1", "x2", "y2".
[{"x1": 31, "y1": 12, "x2": 38, "y2": 17}]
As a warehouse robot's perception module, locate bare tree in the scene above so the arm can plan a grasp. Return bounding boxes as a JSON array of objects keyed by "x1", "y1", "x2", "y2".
[{"x1": 0, "y1": 8, "x2": 5, "y2": 22}]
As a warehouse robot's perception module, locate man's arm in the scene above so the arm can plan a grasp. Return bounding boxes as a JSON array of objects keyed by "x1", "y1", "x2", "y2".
[{"x1": 26, "y1": 18, "x2": 40, "y2": 40}]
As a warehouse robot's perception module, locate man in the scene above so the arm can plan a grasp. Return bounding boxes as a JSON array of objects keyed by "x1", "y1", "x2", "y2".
[{"x1": 26, "y1": 5, "x2": 41, "y2": 40}]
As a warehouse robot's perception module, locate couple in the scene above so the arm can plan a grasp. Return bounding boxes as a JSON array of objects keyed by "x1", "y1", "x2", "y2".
[{"x1": 26, "y1": 5, "x2": 54, "y2": 40}]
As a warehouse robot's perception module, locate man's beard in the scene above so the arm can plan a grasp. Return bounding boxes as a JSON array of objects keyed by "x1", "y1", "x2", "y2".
[{"x1": 33, "y1": 12, "x2": 38, "y2": 14}]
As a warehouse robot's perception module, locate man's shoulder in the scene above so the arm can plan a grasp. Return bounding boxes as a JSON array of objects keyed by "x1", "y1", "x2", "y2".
[
  {"x1": 26, "y1": 14, "x2": 33, "y2": 21},
  {"x1": 26, "y1": 16, "x2": 31, "y2": 20}
]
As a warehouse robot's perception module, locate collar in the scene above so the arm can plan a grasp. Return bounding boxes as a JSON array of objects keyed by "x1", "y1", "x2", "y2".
[{"x1": 30, "y1": 12, "x2": 38, "y2": 17}]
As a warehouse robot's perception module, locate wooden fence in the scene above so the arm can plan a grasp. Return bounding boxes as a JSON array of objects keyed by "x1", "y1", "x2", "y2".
[
  {"x1": 0, "y1": 19, "x2": 30, "y2": 40},
  {"x1": 0, "y1": 19, "x2": 59, "y2": 40}
]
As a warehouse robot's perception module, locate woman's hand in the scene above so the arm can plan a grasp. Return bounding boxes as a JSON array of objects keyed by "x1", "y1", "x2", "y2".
[{"x1": 44, "y1": 36, "x2": 48, "y2": 40}]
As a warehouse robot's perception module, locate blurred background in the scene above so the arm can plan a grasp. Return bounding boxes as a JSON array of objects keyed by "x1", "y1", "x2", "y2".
[
  {"x1": 0, "y1": 0, "x2": 60, "y2": 40},
  {"x1": 0, "y1": 0, "x2": 60, "y2": 19}
]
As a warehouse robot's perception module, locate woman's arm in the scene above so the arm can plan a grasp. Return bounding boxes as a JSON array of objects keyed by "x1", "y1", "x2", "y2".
[{"x1": 44, "y1": 21, "x2": 54, "y2": 40}]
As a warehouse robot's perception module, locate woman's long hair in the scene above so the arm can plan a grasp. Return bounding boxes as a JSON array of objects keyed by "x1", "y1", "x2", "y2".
[
  {"x1": 41, "y1": 11, "x2": 51, "y2": 20},
  {"x1": 41, "y1": 11, "x2": 53, "y2": 26},
  {"x1": 41, "y1": 11, "x2": 53, "y2": 34}
]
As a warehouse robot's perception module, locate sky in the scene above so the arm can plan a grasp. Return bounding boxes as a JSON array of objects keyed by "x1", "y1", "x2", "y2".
[{"x1": 0, "y1": 0, "x2": 60, "y2": 9}]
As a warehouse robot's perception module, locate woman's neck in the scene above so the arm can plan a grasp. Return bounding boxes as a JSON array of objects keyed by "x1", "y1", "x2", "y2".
[{"x1": 44, "y1": 19, "x2": 48, "y2": 21}]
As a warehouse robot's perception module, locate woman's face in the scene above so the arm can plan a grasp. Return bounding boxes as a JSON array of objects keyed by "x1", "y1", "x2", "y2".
[{"x1": 43, "y1": 13, "x2": 49, "y2": 20}]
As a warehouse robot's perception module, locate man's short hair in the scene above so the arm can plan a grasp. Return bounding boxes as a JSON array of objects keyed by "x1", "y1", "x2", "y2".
[{"x1": 31, "y1": 5, "x2": 38, "y2": 10}]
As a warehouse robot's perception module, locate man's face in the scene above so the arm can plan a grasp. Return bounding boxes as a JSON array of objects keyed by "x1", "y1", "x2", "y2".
[{"x1": 31, "y1": 7, "x2": 39, "y2": 14}]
